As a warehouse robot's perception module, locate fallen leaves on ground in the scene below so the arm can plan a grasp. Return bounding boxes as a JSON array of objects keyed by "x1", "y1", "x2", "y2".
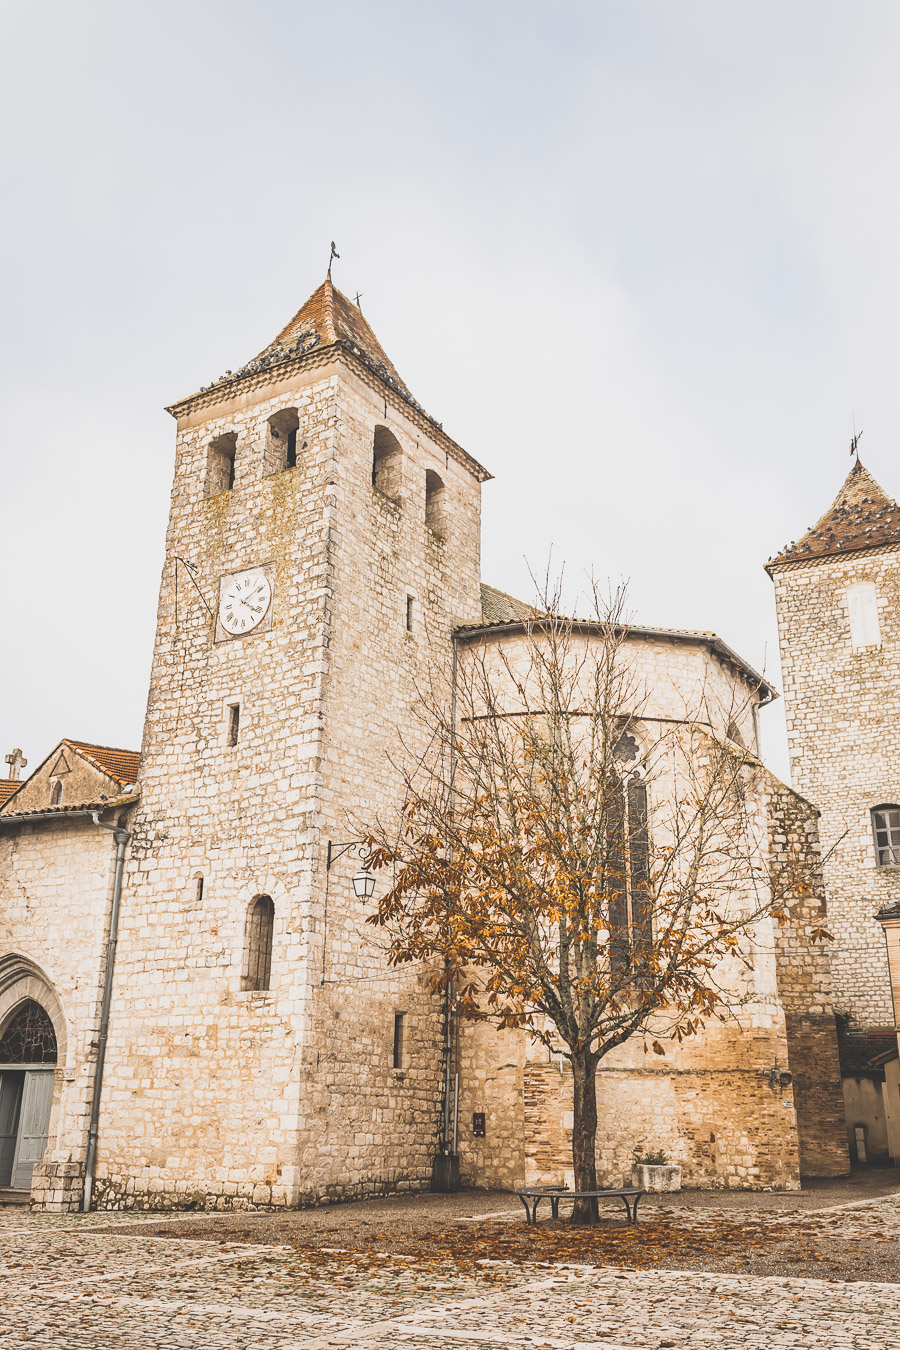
[{"x1": 114, "y1": 1208, "x2": 900, "y2": 1286}]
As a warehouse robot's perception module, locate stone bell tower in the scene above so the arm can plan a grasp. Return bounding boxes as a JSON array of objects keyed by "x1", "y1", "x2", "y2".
[
  {"x1": 767, "y1": 459, "x2": 900, "y2": 1032},
  {"x1": 95, "y1": 277, "x2": 489, "y2": 1209}
]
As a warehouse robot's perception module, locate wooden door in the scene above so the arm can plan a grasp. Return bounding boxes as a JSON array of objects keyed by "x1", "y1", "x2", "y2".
[
  {"x1": 10, "y1": 1070, "x2": 54, "y2": 1191},
  {"x1": 0, "y1": 1072, "x2": 24, "y2": 1187}
]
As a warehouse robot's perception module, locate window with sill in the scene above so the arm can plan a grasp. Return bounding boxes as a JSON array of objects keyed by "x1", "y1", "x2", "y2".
[{"x1": 872, "y1": 806, "x2": 900, "y2": 867}]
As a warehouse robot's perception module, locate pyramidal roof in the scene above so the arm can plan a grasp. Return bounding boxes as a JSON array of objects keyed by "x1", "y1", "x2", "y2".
[
  {"x1": 767, "y1": 460, "x2": 900, "y2": 570},
  {"x1": 251, "y1": 278, "x2": 414, "y2": 399},
  {"x1": 174, "y1": 276, "x2": 425, "y2": 414}
]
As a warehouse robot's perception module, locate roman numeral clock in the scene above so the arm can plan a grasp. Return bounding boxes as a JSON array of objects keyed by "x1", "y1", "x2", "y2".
[{"x1": 215, "y1": 566, "x2": 274, "y2": 641}]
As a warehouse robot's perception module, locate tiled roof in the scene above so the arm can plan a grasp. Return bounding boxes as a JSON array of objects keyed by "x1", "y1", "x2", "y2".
[
  {"x1": 0, "y1": 782, "x2": 20, "y2": 807},
  {"x1": 480, "y1": 583, "x2": 543, "y2": 625},
  {"x1": 461, "y1": 587, "x2": 776, "y2": 701},
  {"x1": 767, "y1": 461, "x2": 900, "y2": 569},
  {"x1": 166, "y1": 273, "x2": 492, "y2": 484},
  {"x1": 0, "y1": 791, "x2": 140, "y2": 824},
  {"x1": 63, "y1": 740, "x2": 140, "y2": 786},
  {"x1": 257, "y1": 279, "x2": 414, "y2": 399}
]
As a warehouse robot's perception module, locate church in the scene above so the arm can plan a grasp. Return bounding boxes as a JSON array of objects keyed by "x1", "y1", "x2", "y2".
[{"x1": 2, "y1": 272, "x2": 893, "y2": 1212}]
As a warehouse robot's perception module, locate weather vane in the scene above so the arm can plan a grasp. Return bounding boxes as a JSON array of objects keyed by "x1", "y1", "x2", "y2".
[
  {"x1": 850, "y1": 429, "x2": 863, "y2": 460},
  {"x1": 327, "y1": 241, "x2": 340, "y2": 278}
]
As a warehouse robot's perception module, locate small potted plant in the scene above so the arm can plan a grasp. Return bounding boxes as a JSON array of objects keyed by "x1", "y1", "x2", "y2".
[{"x1": 631, "y1": 1148, "x2": 682, "y2": 1192}]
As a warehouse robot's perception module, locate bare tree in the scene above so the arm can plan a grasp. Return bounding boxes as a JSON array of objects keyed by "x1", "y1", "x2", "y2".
[{"x1": 365, "y1": 582, "x2": 827, "y2": 1222}]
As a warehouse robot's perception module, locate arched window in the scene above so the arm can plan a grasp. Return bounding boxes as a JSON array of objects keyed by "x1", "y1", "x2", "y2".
[
  {"x1": 871, "y1": 806, "x2": 900, "y2": 867},
  {"x1": 424, "y1": 469, "x2": 446, "y2": 536},
  {"x1": 372, "y1": 426, "x2": 403, "y2": 501},
  {"x1": 608, "y1": 771, "x2": 652, "y2": 976},
  {"x1": 242, "y1": 895, "x2": 274, "y2": 991},
  {"x1": 264, "y1": 407, "x2": 300, "y2": 475},
  {"x1": 0, "y1": 1001, "x2": 57, "y2": 1065},
  {"x1": 204, "y1": 432, "x2": 237, "y2": 498},
  {"x1": 49, "y1": 780, "x2": 62, "y2": 806}
]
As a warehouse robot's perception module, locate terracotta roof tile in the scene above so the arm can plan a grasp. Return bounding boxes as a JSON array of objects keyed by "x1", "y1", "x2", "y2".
[
  {"x1": 767, "y1": 461, "x2": 900, "y2": 569},
  {"x1": 0, "y1": 781, "x2": 20, "y2": 806},
  {"x1": 259, "y1": 279, "x2": 414, "y2": 399},
  {"x1": 63, "y1": 740, "x2": 140, "y2": 786},
  {"x1": 0, "y1": 791, "x2": 140, "y2": 823}
]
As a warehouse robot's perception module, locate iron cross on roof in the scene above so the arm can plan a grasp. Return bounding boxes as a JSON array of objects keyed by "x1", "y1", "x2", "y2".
[{"x1": 5, "y1": 748, "x2": 26, "y2": 781}]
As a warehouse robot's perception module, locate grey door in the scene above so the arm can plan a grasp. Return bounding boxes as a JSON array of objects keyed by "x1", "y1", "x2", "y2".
[
  {"x1": 0, "y1": 1072, "x2": 24, "y2": 1186},
  {"x1": 10, "y1": 1070, "x2": 54, "y2": 1190}
]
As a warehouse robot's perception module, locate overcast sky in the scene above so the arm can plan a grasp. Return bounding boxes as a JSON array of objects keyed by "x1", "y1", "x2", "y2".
[{"x1": 3, "y1": 1, "x2": 900, "y2": 785}]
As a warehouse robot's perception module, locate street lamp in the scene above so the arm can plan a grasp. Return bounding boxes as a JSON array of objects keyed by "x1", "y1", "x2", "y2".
[{"x1": 326, "y1": 839, "x2": 376, "y2": 900}]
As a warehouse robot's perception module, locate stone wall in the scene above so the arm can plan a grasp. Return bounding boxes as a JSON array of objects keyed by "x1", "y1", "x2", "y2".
[
  {"x1": 93, "y1": 346, "x2": 484, "y2": 1210},
  {"x1": 771, "y1": 545, "x2": 900, "y2": 1026},
  {"x1": 765, "y1": 778, "x2": 849, "y2": 1177},
  {"x1": 457, "y1": 1015, "x2": 807, "y2": 1191},
  {"x1": 4, "y1": 750, "x2": 122, "y2": 814},
  {"x1": 0, "y1": 817, "x2": 126, "y2": 1210}
]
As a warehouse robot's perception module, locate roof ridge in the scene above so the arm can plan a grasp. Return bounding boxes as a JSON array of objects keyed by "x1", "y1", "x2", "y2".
[
  {"x1": 767, "y1": 459, "x2": 900, "y2": 569},
  {"x1": 63, "y1": 738, "x2": 140, "y2": 756}
]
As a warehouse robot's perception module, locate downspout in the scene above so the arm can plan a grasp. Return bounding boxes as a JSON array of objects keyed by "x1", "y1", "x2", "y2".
[
  {"x1": 82, "y1": 815, "x2": 131, "y2": 1212},
  {"x1": 441, "y1": 634, "x2": 460, "y2": 1157}
]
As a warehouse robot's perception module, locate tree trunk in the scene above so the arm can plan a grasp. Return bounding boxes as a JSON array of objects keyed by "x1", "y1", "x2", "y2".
[{"x1": 570, "y1": 1049, "x2": 599, "y2": 1223}]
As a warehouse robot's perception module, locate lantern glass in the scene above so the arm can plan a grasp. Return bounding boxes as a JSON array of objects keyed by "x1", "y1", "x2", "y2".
[{"x1": 353, "y1": 866, "x2": 376, "y2": 900}]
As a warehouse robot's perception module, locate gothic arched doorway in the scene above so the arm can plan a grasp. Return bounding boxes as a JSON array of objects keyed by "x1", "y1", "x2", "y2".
[{"x1": 0, "y1": 1000, "x2": 57, "y2": 1192}]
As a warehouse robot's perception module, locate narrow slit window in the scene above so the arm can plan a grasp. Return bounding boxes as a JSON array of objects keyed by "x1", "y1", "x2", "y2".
[
  {"x1": 195, "y1": 876, "x2": 204, "y2": 904},
  {"x1": 393, "y1": 1012, "x2": 406, "y2": 1069},
  {"x1": 607, "y1": 771, "x2": 652, "y2": 978},
  {"x1": 50, "y1": 780, "x2": 62, "y2": 806},
  {"x1": 243, "y1": 895, "x2": 274, "y2": 991},
  {"x1": 226, "y1": 703, "x2": 241, "y2": 746},
  {"x1": 424, "y1": 469, "x2": 446, "y2": 535},
  {"x1": 286, "y1": 428, "x2": 298, "y2": 469},
  {"x1": 406, "y1": 595, "x2": 414, "y2": 632}
]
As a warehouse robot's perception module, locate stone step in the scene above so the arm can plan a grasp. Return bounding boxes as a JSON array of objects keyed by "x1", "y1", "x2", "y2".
[{"x1": 0, "y1": 1188, "x2": 29, "y2": 1205}]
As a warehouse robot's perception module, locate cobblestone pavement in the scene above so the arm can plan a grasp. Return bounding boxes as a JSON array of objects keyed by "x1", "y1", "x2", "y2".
[{"x1": 2, "y1": 1198, "x2": 899, "y2": 1349}]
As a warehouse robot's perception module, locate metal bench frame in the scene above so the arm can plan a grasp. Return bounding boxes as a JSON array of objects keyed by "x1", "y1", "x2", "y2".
[{"x1": 517, "y1": 1185, "x2": 644, "y2": 1225}]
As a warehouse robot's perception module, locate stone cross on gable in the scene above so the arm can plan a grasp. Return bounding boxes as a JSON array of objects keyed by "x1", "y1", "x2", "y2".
[{"x1": 5, "y1": 748, "x2": 26, "y2": 781}]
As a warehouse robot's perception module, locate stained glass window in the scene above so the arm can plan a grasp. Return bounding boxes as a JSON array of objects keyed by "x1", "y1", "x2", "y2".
[{"x1": 0, "y1": 1001, "x2": 57, "y2": 1064}]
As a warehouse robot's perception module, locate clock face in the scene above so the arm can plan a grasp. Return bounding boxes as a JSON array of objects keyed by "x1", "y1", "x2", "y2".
[{"x1": 219, "y1": 570, "x2": 272, "y2": 636}]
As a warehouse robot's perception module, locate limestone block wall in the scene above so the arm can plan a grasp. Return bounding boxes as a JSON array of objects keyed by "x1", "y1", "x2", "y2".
[
  {"x1": 454, "y1": 761, "x2": 846, "y2": 1191},
  {"x1": 95, "y1": 347, "x2": 485, "y2": 1210},
  {"x1": 766, "y1": 778, "x2": 849, "y2": 1177},
  {"x1": 771, "y1": 546, "x2": 900, "y2": 1026},
  {"x1": 469, "y1": 630, "x2": 763, "y2": 755},
  {"x1": 0, "y1": 818, "x2": 125, "y2": 1210},
  {"x1": 457, "y1": 1015, "x2": 804, "y2": 1191},
  {"x1": 97, "y1": 359, "x2": 346, "y2": 1209},
  {"x1": 297, "y1": 361, "x2": 484, "y2": 1197}
]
